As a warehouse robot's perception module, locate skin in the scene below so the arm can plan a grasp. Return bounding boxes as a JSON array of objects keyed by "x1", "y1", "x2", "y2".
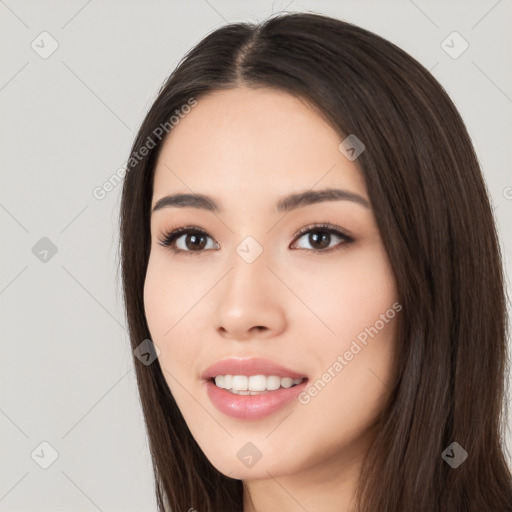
[{"x1": 143, "y1": 86, "x2": 399, "y2": 512}]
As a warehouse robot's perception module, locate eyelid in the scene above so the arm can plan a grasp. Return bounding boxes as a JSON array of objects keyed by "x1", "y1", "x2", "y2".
[
  {"x1": 157, "y1": 225, "x2": 217, "y2": 255},
  {"x1": 157, "y1": 222, "x2": 354, "y2": 255},
  {"x1": 291, "y1": 222, "x2": 354, "y2": 244}
]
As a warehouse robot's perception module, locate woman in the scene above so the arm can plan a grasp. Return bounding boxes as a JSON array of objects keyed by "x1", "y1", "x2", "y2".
[{"x1": 119, "y1": 12, "x2": 512, "y2": 512}]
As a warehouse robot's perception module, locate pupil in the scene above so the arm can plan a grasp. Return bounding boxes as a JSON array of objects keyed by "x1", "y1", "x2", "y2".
[
  {"x1": 187, "y1": 233, "x2": 206, "y2": 250},
  {"x1": 311, "y1": 231, "x2": 330, "y2": 249}
]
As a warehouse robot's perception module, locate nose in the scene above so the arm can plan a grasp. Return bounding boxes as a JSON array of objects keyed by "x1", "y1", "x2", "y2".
[{"x1": 213, "y1": 251, "x2": 287, "y2": 341}]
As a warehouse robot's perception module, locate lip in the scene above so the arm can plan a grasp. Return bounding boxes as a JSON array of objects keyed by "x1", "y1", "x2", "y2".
[
  {"x1": 201, "y1": 357, "x2": 308, "y2": 380},
  {"x1": 204, "y1": 379, "x2": 308, "y2": 420},
  {"x1": 201, "y1": 357, "x2": 309, "y2": 420}
]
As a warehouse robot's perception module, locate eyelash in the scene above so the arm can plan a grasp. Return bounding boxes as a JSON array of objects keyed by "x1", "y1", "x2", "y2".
[{"x1": 157, "y1": 222, "x2": 354, "y2": 256}]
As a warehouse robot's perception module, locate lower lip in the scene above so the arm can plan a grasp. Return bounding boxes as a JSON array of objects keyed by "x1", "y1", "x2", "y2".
[{"x1": 205, "y1": 379, "x2": 308, "y2": 420}]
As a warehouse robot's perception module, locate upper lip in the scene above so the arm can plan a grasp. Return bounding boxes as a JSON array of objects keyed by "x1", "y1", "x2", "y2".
[{"x1": 201, "y1": 357, "x2": 308, "y2": 381}]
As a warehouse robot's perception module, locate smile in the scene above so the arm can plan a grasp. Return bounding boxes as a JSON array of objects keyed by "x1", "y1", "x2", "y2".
[{"x1": 213, "y1": 374, "x2": 305, "y2": 394}]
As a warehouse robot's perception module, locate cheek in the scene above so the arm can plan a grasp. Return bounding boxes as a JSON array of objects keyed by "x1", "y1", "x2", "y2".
[
  {"x1": 143, "y1": 253, "x2": 194, "y2": 338},
  {"x1": 293, "y1": 309, "x2": 398, "y2": 463},
  {"x1": 290, "y1": 244, "x2": 397, "y2": 343},
  {"x1": 289, "y1": 245, "x2": 398, "y2": 416},
  {"x1": 330, "y1": 270, "x2": 396, "y2": 340},
  {"x1": 143, "y1": 257, "x2": 165, "y2": 336},
  {"x1": 143, "y1": 259, "x2": 210, "y2": 441},
  {"x1": 143, "y1": 254, "x2": 205, "y2": 379}
]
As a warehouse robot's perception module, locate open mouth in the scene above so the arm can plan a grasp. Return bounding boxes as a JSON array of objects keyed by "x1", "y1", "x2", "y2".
[{"x1": 210, "y1": 375, "x2": 308, "y2": 395}]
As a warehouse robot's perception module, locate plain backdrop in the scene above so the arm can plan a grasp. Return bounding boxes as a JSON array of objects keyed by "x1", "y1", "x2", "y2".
[{"x1": 1, "y1": 1, "x2": 511, "y2": 510}]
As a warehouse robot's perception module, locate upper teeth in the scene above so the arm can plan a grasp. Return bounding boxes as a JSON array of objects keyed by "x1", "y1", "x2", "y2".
[{"x1": 214, "y1": 375, "x2": 304, "y2": 391}]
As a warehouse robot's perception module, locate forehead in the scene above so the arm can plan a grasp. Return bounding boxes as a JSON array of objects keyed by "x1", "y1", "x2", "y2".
[{"x1": 152, "y1": 87, "x2": 367, "y2": 206}]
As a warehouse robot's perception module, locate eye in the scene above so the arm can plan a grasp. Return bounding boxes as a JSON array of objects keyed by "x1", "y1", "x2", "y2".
[
  {"x1": 157, "y1": 222, "x2": 354, "y2": 255},
  {"x1": 290, "y1": 222, "x2": 354, "y2": 254},
  {"x1": 157, "y1": 225, "x2": 218, "y2": 255}
]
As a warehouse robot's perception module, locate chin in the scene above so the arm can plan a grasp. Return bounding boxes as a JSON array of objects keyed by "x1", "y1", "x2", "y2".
[{"x1": 211, "y1": 451, "x2": 295, "y2": 481}]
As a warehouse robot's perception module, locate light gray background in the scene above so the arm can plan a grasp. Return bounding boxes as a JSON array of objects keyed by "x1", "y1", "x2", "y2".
[{"x1": 1, "y1": 1, "x2": 511, "y2": 510}]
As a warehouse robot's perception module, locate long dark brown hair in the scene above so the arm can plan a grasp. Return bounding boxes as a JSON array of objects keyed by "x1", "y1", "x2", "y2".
[{"x1": 119, "y1": 11, "x2": 512, "y2": 511}]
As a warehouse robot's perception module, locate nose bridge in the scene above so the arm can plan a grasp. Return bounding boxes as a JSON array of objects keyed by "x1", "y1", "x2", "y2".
[
  {"x1": 234, "y1": 232, "x2": 267, "y2": 267},
  {"x1": 213, "y1": 236, "x2": 285, "y2": 337},
  {"x1": 226, "y1": 235, "x2": 272, "y2": 301}
]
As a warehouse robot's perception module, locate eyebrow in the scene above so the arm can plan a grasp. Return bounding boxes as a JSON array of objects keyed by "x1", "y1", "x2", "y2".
[{"x1": 151, "y1": 188, "x2": 371, "y2": 215}]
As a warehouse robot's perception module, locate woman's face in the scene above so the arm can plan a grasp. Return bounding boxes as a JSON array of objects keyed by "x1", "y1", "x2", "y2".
[{"x1": 144, "y1": 87, "x2": 399, "y2": 482}]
